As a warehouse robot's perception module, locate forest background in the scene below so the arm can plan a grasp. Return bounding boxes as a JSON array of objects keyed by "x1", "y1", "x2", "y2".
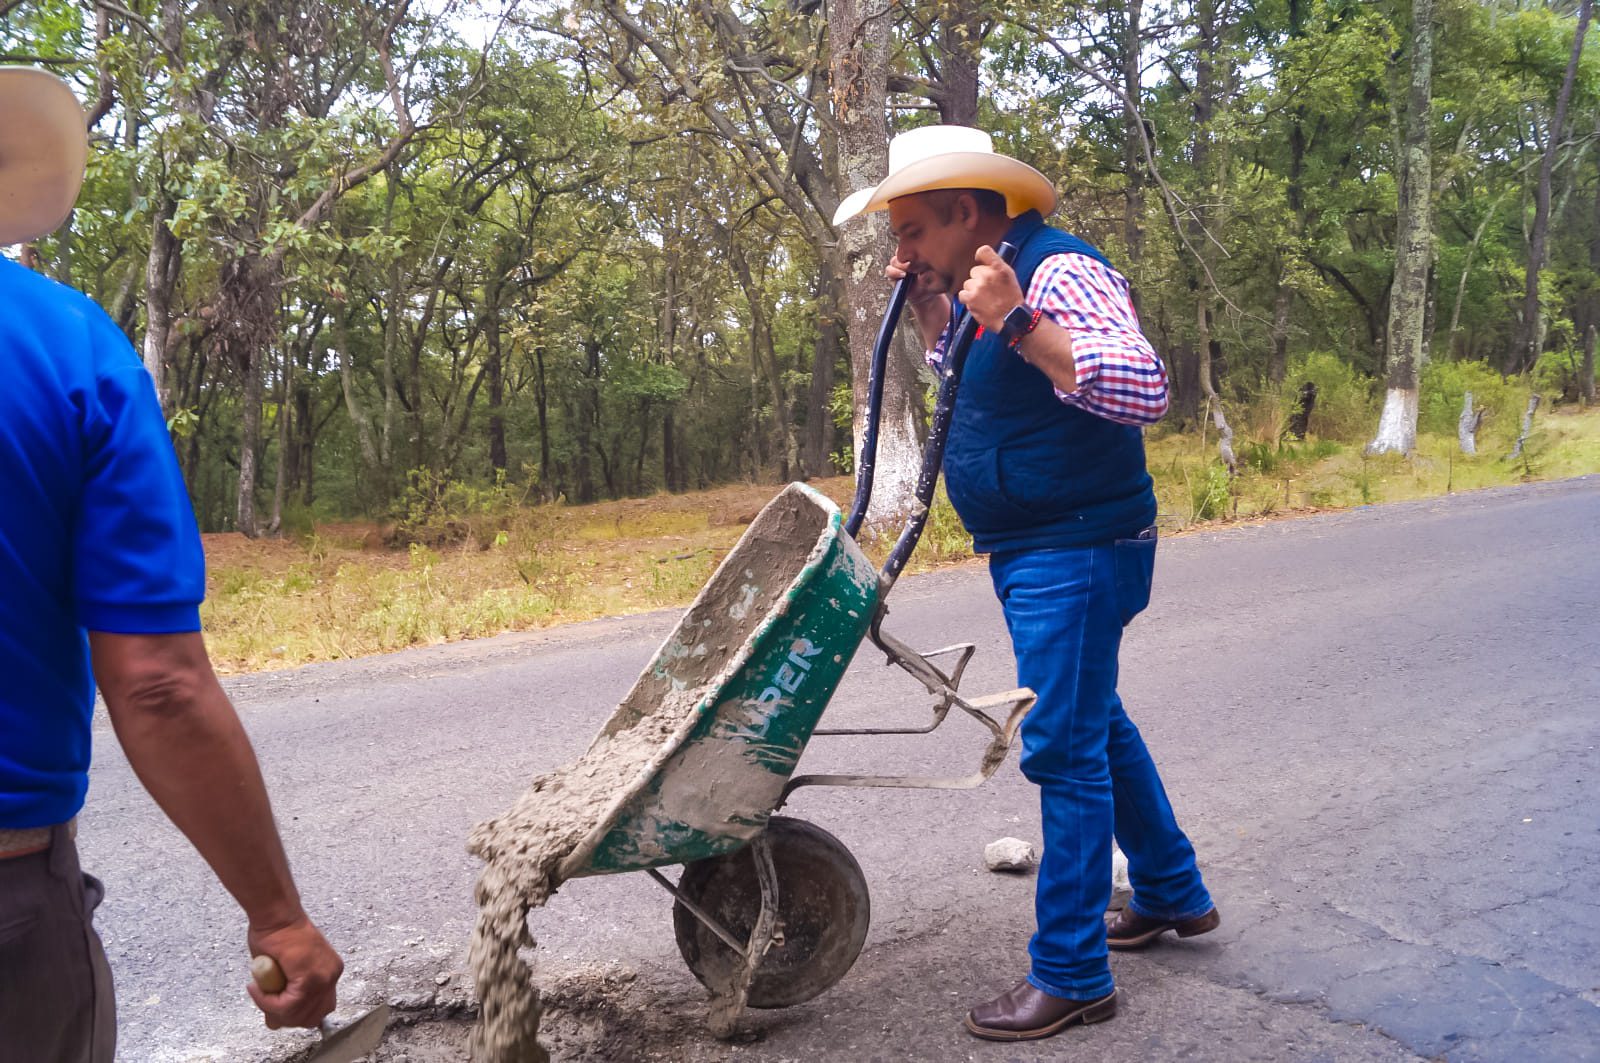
[{"x1": 4, "y1": 0, "x2": 1600, "y2": 670}]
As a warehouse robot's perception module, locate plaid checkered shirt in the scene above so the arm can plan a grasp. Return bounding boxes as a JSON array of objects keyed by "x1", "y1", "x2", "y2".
[{"x1": 929, "y1": 252, "x2": 1169, "y2": 427}]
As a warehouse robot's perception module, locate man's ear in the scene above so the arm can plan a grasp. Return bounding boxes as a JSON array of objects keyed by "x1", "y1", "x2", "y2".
[{"x1": 955, "y1": 192, "x2": 982, "y2": 231}]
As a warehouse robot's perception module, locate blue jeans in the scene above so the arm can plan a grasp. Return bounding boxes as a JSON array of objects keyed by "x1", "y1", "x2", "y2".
[{"x1": 989, "y1": 536, "x2": 1212, "y2": 1001}]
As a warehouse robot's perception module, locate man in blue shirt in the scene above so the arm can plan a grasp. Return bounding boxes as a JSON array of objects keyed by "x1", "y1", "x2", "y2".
[{"x1": 0, "y1": 68, "x2": 343, "y2": 1059}]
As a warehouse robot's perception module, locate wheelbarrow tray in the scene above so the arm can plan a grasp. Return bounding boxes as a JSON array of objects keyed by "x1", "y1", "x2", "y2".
[{"x1": 550, "y1": 482, "x2": 880, "y2": 881}]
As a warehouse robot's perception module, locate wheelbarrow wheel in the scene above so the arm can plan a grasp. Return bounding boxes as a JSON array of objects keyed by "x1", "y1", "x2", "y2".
[{"x1": 672, "y1": 816, "x2": 870, "y2": 1009}]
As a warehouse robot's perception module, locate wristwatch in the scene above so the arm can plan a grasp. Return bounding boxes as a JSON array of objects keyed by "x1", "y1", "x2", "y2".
[{"x1": 999, "y1": 303, "x2": 1044, "y2": 348}]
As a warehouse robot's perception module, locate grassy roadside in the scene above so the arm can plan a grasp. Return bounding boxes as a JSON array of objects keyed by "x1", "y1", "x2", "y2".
[{"x1": 200, "y1": 407, "x2": 1600, "y2": 675}]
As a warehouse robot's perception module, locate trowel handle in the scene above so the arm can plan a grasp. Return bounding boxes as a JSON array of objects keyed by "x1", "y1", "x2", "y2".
[{"x1": 250, "y1": 954, "x2": 289, "y2": 994}]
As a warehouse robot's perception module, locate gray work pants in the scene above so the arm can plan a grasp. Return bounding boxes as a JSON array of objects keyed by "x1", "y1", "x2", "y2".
[{"x1": 0, "y1": 823, "x2": 116, "y2": 1062}]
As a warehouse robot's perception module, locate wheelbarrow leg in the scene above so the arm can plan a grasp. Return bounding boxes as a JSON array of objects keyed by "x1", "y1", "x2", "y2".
[{"x1": 707, "y1": 833, "x2": 783, "y2": 1038}]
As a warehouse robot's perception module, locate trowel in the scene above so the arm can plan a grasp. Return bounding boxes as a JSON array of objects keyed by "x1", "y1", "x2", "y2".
[{"x1": 250, "y1": 955, "x2": 391, "y2": 1062}]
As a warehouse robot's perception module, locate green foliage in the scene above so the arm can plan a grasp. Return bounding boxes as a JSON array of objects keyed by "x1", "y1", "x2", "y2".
[
  {"x1": 1531, "y1": 349, "x2": 1589, "y2": 404},
  {"x1": 1350, "y1": 456, "x2": 1377, "y2": 506},
  {"x1": 166, "y1": 407, "x2": 200, "y2": 439},
  {"x1": 1241, "y1": 440, "x2": 1281, "y2": 474},
  {"x1": 829, "y1": 382, "x2": 856, "y2": 474},
  {"x1": 1284, "y1": 353, "x2": 1376, "y2": 441},
  {"x1": 393, "y1": 469, "x2": 525, "y2": 547},
  {"x1": 1189, "y1": 463, "x2": 1233, "y2": 523},
  {"x1": 918, "y1": 487, "x2": 974, "y2": 564},
  {"x1": 11, "y1": 0, "x2": 1600, "y2": 535},
  {"x1": 1419, "y1": 360, "x2": 1522, "y2": 437},
  {"x1": 647, "y1": 552, "x2": 718, "y2": 606}
]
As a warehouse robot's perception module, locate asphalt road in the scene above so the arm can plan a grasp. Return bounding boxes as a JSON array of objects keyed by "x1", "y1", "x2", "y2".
[{"x1": 78, "y1": 476, "x2": 1600, "y2": 1062}]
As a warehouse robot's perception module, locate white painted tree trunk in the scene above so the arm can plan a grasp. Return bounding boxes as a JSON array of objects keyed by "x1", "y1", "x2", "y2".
[
  {"x1": 853, "y1": 398, "x2": 923, "y2": 528},
  {"x1": 1368, "y1": 0, "x2": 1434, "y2": 457},
  {"x1": 1458, "y1": 391, "x2": 1481, "y2": 455},
  {"x1": 143, "y1": 202, "x2": 179, "y2": 416},
  {"x1": 830, "y1": 0, "x2": 919, "y2": 530},
  {"x1": 1370, "y1": 387, "x2": 1419, "y2": 455},
  {"x1": 1507, "y1": 395, "x2": 1541, "y2": 460}
]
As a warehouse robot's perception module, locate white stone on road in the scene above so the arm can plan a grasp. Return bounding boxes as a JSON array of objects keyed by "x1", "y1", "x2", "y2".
[{"x1": 983, "y1": 836, "x2": 1037, "y2": 872}]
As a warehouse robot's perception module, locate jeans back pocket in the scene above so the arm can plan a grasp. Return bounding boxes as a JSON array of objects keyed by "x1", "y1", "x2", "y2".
[{"x1": 1113, "y1": 531, "x2": 1157, "y2": 626}]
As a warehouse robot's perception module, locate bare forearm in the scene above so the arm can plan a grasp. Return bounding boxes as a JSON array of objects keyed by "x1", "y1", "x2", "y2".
[
  {"x1": 90, "y1": 633, "x2": 341, "y2": 1029},
  {"x1": 92, "y1": 633, "x2": 304, "y2": 932},
  {"x1": 119, "y1": 690, "x2": 303, "y2": 927}
]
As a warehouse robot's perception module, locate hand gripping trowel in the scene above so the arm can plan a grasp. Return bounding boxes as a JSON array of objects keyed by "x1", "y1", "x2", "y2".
[{"x1": 251, "y1": 955, "x2": 391, "y2": 1062}]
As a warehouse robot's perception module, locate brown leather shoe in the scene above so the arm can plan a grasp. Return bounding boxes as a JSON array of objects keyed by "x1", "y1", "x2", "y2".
[
  {"x1": 1105, "y1": 906, "x2": 1220, "y2": 950},
  {"x1": 964, "y1": 981, "x2": 1117, "y2": 1042}
]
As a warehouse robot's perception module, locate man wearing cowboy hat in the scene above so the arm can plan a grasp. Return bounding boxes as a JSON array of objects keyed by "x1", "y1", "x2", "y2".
[
  {"x1": 0, "y1": 69, "x2": 344, "y2": 1058},
  {"x1": 836, "y1": 124, "x2": 1218, "y2": 1042}
]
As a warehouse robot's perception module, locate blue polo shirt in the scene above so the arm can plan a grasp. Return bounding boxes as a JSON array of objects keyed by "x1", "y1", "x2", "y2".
[{"x1": 1, "y1": 257, "x2": 204, "y2": 829}]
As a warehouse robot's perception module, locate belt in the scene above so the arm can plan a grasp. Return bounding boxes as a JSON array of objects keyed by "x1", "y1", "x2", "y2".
[{"x1": 0, "y1": 818, "x2": 75, "y2": 859}]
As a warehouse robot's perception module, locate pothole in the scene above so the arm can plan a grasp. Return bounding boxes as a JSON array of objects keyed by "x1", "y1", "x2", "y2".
[{"x1": 367, "y1": 964, "x2": 765, "y2": 1062}]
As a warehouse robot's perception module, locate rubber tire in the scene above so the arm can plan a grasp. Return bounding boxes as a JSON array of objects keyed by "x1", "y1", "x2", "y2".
[{"x1": 672, "y1": 816, "x2": 870, "y2": 1009}]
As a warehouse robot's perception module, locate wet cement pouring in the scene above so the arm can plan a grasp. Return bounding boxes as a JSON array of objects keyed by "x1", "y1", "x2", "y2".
[
  {"x1": 464, "y1": 488, "x2": 830, "y2": 1061},
  {"x1": 465, "y1": 695, "x2": 704, "y2": 1062}
]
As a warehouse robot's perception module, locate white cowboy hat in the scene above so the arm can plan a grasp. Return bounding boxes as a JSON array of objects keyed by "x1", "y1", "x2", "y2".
[
  {"x1": 0, "y1": 68, "x2": 88, "y2": 246},
  {"x1": 832, "y1": 125, "x2": 1056, "y2": 226}
]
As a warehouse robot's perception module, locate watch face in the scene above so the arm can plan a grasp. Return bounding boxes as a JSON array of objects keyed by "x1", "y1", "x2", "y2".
[{"x1": 1003, "y1": 305, "x2": 1031, "y2": 339}]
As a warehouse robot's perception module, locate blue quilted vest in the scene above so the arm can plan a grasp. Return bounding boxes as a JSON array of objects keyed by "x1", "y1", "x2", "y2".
[{"x1": 942, "y1": 211, "x2": 1157, "y2": 554}]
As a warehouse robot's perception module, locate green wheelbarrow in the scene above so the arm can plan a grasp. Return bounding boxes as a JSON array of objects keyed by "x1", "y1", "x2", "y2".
[{"x1": 528, "y1": 245, "x2": 1035, "y2": 1032}]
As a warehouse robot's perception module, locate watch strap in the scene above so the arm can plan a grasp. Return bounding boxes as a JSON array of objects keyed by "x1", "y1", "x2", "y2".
[{"x1": 1002, "y1": 303, "x2": 1044, "y2": 347}]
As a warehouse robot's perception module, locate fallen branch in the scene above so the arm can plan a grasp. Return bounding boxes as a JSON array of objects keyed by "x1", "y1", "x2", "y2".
[{"x1": 656, "y1": 547, "x2": 713, "y2": 564}]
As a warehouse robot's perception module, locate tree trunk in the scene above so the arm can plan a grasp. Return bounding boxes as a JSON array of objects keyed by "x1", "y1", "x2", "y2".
[
  {"x1": 1458, "y1": 390, "x2": 1482, "y2": 455},
  {"x1": 575, "y1": 337, "x2": 602, "y2": 503},
  {"x1": 1584, "y1": 324, "x2": 1597, "y2": 405},
  {"x1": 748, "y1": 327, "x2": 766, "y2": 478},
  {"x1": 1507, "y1": 394, "x2": 1541, "y2": 461},
  {"x1": 1188, "y1": 0, "x2": 1235, "y2": 471},
  {"x1": 1196, "y1": 302, "x2": 1235, "y2": 472},
  {"x1": 1587, "y1": 131, "x2": 1600, "y2": 373},
  {"x1": 141, "y1": 0, "x2": 190, "y2": 416},
  {"x1": 662, "y1": 410, "x2": 678, "y2": 493},
  {"x1": 178, "y1": 339, "x2": 208, "y2": 485},
  {"x1": 296, "y1": 351, "x2": 316, "y2": 506},
  {"x1": 1269, "y1": 265, "x2": 1291, "y2": 389},
  {"x1": 935, "y1": 0, "x2": 982, "y2": 126},
  {"x1": 804, "y1": 270, "x2": 840, "y2": 476},
  {"x1": 1512, "y1": 0, "x2": 1593, "y2": 375},
  {"x1": 535, "y1": 338, "x2": 551, "y2": 496},
  {"x1": 1369, "y1": 0, "x2": 1435, "y2": 456},
  {"x1": 1270, "y1": 0, "x2": 1309, "y2": 385},
  {"x1": 143, "y1": 199, "x2": 180, "y2": 415},
  {"x1": 335, "y1": 310, "x2": 383, "y2": 477},
  {"x1": 487, "y1": 323, "x2": 507, "y2": 476},
  {"x1": 1120, "y1": 0, "x2": 1146, "y2": 300},
  {"x1": 236, "y1": 343, "x2": 262, "y2": 537},
  {"x1": 381, "y1": 254, "x2": 400, "y2": 469},
  {"x1": 830, "y1": 0, "x2": 918, "y2": 527},
  {"x1": 268, "y1": 339, "x2": 291, "y2": 536},
  {"x1": 736, "y1": 247, "x2": 801, "y2": 481},
  {"x1": 1163, "y1": 339, "x2": 1197, "y2": 425}
]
